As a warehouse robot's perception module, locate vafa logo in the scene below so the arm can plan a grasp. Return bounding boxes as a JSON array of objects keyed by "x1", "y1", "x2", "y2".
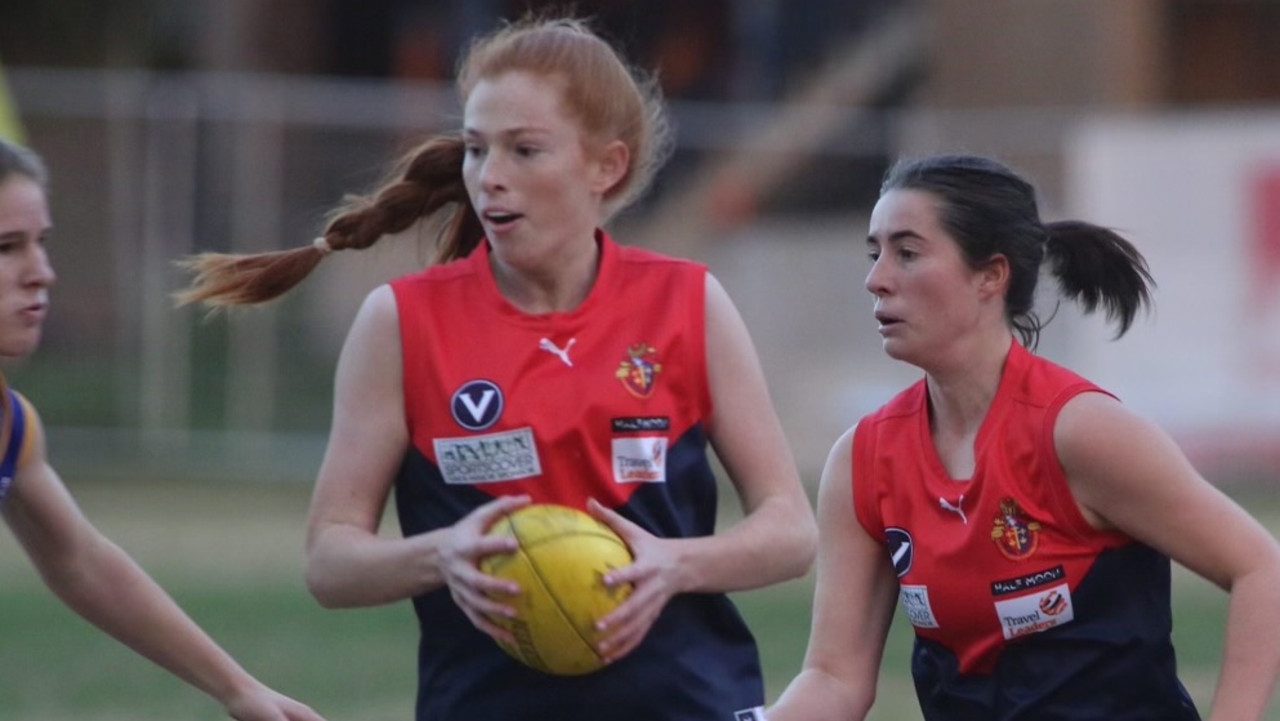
[
  {"x1": 885, "y1": 527, "x2": 913, "y2": 577},
  {"x1": 451, "y1": 380, "x2": 504, "y2": 431}
]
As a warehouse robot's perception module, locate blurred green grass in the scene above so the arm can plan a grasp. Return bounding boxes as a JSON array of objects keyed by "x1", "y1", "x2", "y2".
[{"x1": 0, "y1": 480, "x2": 1276, "y2": 720}]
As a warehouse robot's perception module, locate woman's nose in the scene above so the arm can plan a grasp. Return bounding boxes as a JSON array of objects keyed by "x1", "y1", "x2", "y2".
[
  {"x1": 864, "y1": 257, "x2": 889, "y2": 297},
  {"x1": 478, "y1": 152, "x2": 508, "y2": 191},
  {"x1": 27, "y1": 245, "x2": 56, "y2": 287}
]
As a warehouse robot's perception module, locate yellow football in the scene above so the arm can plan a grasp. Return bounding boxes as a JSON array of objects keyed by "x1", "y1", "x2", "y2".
[{"x1": 479, "y1": 503, "x2": 634, "y2": 675}]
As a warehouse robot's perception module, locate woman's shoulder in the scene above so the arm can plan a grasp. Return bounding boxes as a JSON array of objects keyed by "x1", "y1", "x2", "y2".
[
  {"x1": 1007, "y1": 342, "x2": 1110, "y2": 408},
  {"x1": 609, "y1": 235, "x2": 706, "y2": 273},
  {"x1": 391, "y1": 254, "x2": 479, "y2": 288},
  {"x1": 865, "y1": 379, "x2": 927, "y2": 424}
]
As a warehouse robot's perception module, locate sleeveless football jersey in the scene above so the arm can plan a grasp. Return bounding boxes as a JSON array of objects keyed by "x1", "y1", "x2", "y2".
[
  {"x1": 390, "y1": 232, "x2": 764, "y2": 721},
  {"x1": 853, "y1": 340, "x2": 1200, "y2": 720}
]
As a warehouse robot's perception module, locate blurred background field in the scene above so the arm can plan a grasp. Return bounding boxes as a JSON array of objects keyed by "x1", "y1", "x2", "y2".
[
  {"x1": 2, "y1": 1, "x2": 1280, "y2": 719},
  {"x1": 1, "y1": 479, "x2": 1278, "y2": 721},
  {"x1": 2, "y1": 0, "x2": 1278, "y2": 487}
]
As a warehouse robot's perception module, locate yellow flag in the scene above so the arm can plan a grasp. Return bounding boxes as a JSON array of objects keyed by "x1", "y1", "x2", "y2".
[{"x1": 0, "y1": 58, "x2": 25, "y2": 144}]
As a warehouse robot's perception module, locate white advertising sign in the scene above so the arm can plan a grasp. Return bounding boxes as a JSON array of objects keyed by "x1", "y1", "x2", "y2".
[{"x1": 1066, "y1": 114, "x2": 1280, "y2": 478}]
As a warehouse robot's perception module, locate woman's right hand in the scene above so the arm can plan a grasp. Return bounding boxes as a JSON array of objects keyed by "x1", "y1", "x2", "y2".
[{"x1": 438, "y1": 494, "x2": 531, "y2": 642}]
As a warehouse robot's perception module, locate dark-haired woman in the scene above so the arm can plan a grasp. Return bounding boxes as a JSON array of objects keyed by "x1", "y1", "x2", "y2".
[{"x1": 768, "y1": 154, "x2": 1280, "y2": 721}]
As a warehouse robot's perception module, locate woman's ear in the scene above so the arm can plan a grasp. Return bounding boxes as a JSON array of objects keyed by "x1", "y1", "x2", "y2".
[
  {"x1": 591, "y1": 140, "x2": 630, "y2": 196},
  {"x1": 979, "y1": 253, "x2": 1011, "y2": 300}
]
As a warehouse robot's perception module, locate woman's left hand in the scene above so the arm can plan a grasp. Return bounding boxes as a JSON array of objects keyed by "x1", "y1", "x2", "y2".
[{"x1": 586, "y1": 498, "x2": 686, "y2": 664}]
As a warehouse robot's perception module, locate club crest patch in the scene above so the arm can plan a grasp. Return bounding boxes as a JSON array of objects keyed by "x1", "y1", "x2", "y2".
[
  {"x1": 991, "y1": 497, "x2": 1041, "y2": 560},
  {"x1": 615, "y1": 343, "x2": 662, "y2": 399}
]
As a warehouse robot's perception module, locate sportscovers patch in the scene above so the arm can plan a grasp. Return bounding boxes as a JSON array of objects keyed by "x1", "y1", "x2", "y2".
[{"x1": 434, "y1": 427, "x2": 541, "y2": 485}]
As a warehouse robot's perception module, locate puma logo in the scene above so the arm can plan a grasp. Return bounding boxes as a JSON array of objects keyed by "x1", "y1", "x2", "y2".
[
  {"x1": 539, "y1": 337, "x2": 576, "y2": 367},
  {"x1": 939, "y1": 494, "x2": 967, "y2": 524}
]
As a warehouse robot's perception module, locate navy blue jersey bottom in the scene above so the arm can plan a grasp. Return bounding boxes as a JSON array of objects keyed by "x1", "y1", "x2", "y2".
[
  {"x1": 410, "y1": 589, "x2": 763, "y2": 721},
  {"x1": 912, "y1": 544, "x2": 1201, "y2": 721}
]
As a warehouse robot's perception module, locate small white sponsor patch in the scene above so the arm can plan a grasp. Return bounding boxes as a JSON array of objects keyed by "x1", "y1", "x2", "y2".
[
  {"x1": 434, "y1": 427, "x2": 541, "y2": 485},
  {"x1": 611, "y1": 436, "x2": 667, "y2": 484},
  {"x1": 994, "y1": 582, "x2": 1074, "y2": 640},
  {"x1": 733, "y1": 707, "x2": 767, "y2": 721},
  {"x1": 899, "y1": 584, "x2": 940, "y2": 629}
]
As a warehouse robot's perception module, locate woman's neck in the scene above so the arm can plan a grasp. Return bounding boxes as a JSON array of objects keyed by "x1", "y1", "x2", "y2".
[
  {"x1": 490, "y1": 230, "x2": 602, "y2": 314},
  {"x1": 924, "y1": 327, "x2": 1013, "y2": 438}
]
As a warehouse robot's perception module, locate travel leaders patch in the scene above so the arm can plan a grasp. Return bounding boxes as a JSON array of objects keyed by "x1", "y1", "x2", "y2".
[
  {"x1": 993, "y1": 582, "x2": 1075, "y2": 640},
  {"x1": 616, "y1": 343, "x2": 662, "y2": 399},
  {"x1": 611, "y1": 436, "x2": 667, "y2": 484},
  {"x1": 991, "y1": 497, "x2": 1041, "y2": 561}
]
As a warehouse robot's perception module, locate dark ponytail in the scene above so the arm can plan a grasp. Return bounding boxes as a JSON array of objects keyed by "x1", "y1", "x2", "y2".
[{"x1": 1043, "y1": 220, "x2": 1154, "y2": 339}]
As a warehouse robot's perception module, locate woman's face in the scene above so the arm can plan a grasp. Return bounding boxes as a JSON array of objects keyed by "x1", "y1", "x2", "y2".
[
  {"x1": 0, "y1": 175, "x2": 55, "y2": 358},
  {"x1": 864, "y1": 189, "x2": 989, "y2": 365},
  {"x1": 462, "y1": 70, "x2": 622, "y2": 268}
]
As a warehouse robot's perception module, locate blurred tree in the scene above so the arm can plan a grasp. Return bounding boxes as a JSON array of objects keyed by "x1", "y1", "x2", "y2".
[
  {"x1": 0, "y1": 58, "x2": 24, "y2": 142},
  {"x1": 1168, "y1": 0, "x2": 1280, "y2": 103},
  {"x1": 0, "y1": 0, "x2": 153, "y2": 67}
]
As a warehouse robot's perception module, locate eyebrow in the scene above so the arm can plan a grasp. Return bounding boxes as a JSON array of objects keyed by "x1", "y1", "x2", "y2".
[
  {"x1": 867, "y1": 229, "x2": 925, "y2": 245},
  {"x1": 462, "y1": 126, "x2": 553, "y2": 140},
  {"x1": 0, "y1": 227, "x2": 51, "y2": 241}
]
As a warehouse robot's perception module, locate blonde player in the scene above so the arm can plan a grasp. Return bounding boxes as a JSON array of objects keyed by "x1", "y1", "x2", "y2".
[{"x1": 0, "y1": 137, "x2": 325, "y2": 720}]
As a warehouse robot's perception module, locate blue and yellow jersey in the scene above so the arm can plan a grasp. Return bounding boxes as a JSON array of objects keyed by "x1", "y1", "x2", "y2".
[
  {"x1": 854, "y1": 341, "x2": 1201, "y2": 720},
  {"x1": 389, "y1": 231, "x2": 763, "y2": 721},
  {"x1": 0, "y1": 385, "x2": 33, "y2": 504}
]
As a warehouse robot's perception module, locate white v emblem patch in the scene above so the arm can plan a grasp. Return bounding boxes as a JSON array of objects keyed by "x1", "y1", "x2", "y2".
[
  {"x1": 460, "y1": 389, "x2": 496, "y2": 422},
  {"x1": 450, "y1": 380, "x2": 504, "y2": 431}
]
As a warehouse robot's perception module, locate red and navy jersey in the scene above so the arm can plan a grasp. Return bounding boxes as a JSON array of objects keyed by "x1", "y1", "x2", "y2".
[
  {"x1": 390, "y1": 231, "x2": 763, "y2": 721},
  {"x1": 853, "y1": 341, "x2": 1200, "y2": 720}
]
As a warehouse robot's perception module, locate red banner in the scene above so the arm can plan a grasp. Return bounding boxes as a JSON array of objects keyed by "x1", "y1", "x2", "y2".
[{"x1": 1252, "y1": 165, "x2": 1280, "y2": 309}]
